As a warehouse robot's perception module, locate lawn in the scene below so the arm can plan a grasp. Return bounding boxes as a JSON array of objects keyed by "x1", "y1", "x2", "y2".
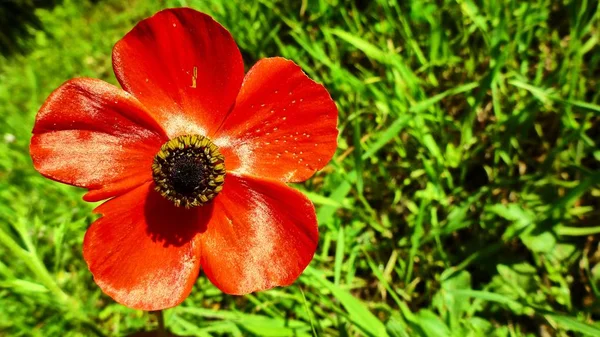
[{"x1": 1, "y1": 0, "x2": 600, "y2": 336}]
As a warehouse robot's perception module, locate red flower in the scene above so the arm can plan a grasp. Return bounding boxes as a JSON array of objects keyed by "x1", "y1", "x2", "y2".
[{"x1": 30, "y1": 8, "x2": 337, "y2": 310}]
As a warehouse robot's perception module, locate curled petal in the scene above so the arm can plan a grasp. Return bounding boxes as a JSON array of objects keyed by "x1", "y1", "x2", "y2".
[
  {"x1": 113, "y1": 8, "x2": 245, "y2": 137},
  {"x1": 30, "y1": 78, "x2": 167, "y2": 202},
  {"x1": 200, "y1": 174, "x2": 318, "y2": 294},
  {"x1": 83, "y1": 182, "x2": 211, "y2": 310},
  {"x1": 214, "y1": 57, "x2": 338, "y2": 182}
]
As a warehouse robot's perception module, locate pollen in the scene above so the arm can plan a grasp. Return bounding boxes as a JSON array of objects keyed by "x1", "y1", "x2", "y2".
[{"x1": 152, "y1": 135, "x2": 225, "y2": 208}]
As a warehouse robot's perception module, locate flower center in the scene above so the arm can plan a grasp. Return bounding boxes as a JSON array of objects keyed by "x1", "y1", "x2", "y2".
[{"x1": 152, "y1": 135, "x2": 225, "y2": 208}]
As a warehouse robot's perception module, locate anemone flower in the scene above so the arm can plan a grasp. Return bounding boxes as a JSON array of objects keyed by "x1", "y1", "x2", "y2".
[{"x1": 30, "y1": 8, "x2": 338, "y2": 310}]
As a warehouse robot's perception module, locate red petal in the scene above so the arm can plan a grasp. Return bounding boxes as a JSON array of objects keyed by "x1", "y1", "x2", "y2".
[
  {"x1": 83, "y1": 181, "x2": 210, "y2": 310},
  {"x1": 30, "y1": 78, "x2": 167, "y2": 202},
  {"x1": 113, "y1": 8, "x2": 244, "y2": 138},
  {"x1": 213, "y1": 57, "x2": 338, "y2": 183},
  {"x1": 200, "y1": 174, "x2": 318, "y2": 294}
]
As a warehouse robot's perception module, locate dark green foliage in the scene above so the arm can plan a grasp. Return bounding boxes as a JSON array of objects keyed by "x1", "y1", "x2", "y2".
[{"x1": 0, "y1": 0, "x2": 62, "y2": 56}]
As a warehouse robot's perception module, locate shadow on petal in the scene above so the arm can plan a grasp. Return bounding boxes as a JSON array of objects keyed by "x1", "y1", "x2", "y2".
[{"x1": 144, "y1": 184, "x2": 213, "y2": 248}]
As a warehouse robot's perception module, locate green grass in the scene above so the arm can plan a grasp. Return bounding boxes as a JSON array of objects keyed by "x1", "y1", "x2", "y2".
[{"x1": 1, "y1": 0, "x2": 600, "y2": 336}]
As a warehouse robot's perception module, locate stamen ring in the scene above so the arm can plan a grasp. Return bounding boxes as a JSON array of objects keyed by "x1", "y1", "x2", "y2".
[{"x1": 152, "y1": 135, "x2": 225, "y2": 208}]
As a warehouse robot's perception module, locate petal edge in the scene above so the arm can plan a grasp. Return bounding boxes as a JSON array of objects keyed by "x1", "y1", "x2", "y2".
[
  {"x1": 214, "y1": 57, "x2": 338, "y2": 183},
  {"x1": 112, "y1": 8, "x2": 245, "y2": 138},
  {"x1": 84, "y1": 182, "x2": 209, "y2": 310},
  {"x1": 200, "y1": 174, "x2": 318, "y2": 294},
  {"x1": 30, "y1": 78, "x2": 167, "y2": 202}
]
